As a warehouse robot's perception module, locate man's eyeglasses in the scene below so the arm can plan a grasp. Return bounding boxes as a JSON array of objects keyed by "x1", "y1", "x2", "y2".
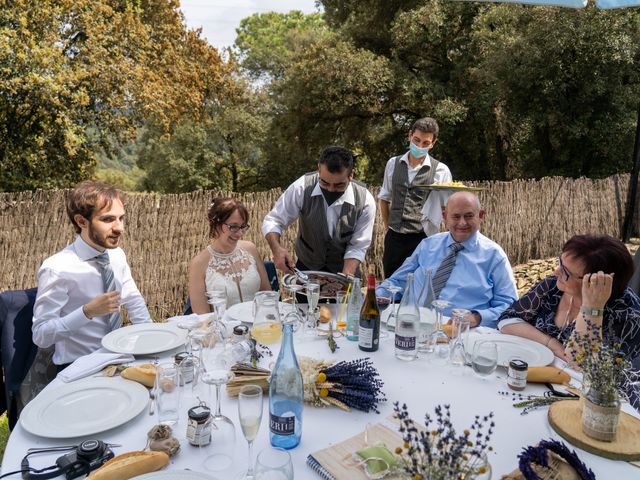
[
  {"x1": 224, "y1": 223, "x2": 250, "y2": 233},
  {"x1": 558, "y1": 256, "x2": 584, "y2": 281}
]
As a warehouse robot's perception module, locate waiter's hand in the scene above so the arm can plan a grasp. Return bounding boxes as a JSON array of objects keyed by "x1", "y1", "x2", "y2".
[{"x1": 273, "y1": 247, "x2": 295, "y2": 274}]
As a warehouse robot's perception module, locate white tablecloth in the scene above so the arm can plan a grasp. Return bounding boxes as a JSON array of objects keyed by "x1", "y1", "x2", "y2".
[{"x1": 2, "y1": 313, "x2": 638, "y2": 479}]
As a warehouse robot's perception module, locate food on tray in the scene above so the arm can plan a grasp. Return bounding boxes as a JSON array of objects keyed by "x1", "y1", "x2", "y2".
[
  {"x1": 432, "y1": 181, "x2": 467, "y2": 187},
  {"x1": 87, "y1": 451, "x2": 169, "y2": 479},
  {"x1": 121, "y1": 363, "x2": 156, "y2": 388}
]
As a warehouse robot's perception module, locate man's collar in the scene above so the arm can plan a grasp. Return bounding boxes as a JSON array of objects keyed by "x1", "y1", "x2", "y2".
[
  {"x1": 446, "y1": 231, "x2": 480, "y2": 250},
  {"x1": 401, "y1": 151, "x2": 431, "y2": 169},
  {"x1": 311, "y1": 182, "x2": 356, "y2": 206},
  {"x1": 74, "y1": 235, "x2": 105, "y2": 261}
]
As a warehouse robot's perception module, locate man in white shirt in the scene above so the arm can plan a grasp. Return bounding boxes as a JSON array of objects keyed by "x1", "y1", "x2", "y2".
[
  {"x1": 262, "y1": 146, "x2": 376, "y2": 277},
  {"x1": 378, "y1": 117, "x2": 452, "y2": 278},
  {"x1": 32, "y1": 181, "x2": 151, "y2": 369}
]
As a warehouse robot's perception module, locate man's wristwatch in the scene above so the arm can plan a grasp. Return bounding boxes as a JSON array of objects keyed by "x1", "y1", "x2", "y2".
[{"x1": 580, "y1": 306, "x2": 604, "y2": 317}]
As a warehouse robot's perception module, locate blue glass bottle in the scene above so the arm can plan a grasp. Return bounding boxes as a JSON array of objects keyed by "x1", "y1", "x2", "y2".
[{"x1": 269, "y1": 320, "x2": 303, "y2": 449}]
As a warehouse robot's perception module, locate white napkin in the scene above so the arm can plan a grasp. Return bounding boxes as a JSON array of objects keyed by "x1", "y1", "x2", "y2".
[{"x1": 58, "y1": 348, "x2": 134, "y2": 383}]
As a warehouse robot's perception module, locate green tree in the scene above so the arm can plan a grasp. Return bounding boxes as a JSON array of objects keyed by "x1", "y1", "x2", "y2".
[{"x1": 0, "y1": 0, "x2": 229, "y2": 191}]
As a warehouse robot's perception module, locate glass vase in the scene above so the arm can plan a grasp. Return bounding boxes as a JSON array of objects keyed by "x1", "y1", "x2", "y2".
[{"x1": 581, "y1": 388, "x2": 621, "y2": 442}]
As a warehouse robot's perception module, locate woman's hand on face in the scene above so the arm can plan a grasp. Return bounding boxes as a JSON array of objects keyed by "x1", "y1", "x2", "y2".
[{"x1": 581, "y1": 271, "x2": 614, "y2": 309}]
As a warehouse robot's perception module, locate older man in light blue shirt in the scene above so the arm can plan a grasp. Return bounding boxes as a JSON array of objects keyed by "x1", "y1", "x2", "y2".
[{"x1": 377, "y1": 191, "x2": 517, "y2": 329}]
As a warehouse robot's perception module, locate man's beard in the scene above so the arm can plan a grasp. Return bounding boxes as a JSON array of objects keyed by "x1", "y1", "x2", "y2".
[{"x1": 88, "y1": 226, "x2": 119, "y2": 249}]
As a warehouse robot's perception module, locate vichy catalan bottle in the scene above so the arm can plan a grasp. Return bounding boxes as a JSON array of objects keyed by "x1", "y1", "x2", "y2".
[
  {"x1": 394, "y1": 272, "x2": 419, "y2": 361},
  {"x1": 346, "y1": 277, "x2": 362, "y2": 341}
]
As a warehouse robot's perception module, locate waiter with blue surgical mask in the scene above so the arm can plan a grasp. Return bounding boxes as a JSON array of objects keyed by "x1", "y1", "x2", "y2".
[
  {"x1": 378, "y1": 117, "x2": 452, "y2": 278},
  {"x1": 262, "y1": 146, "x2": 376, "y2": 278}
]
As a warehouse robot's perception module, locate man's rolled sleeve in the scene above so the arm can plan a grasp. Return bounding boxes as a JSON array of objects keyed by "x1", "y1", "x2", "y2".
[
  {"x1": 344, "y1": 190, "x2": 376, "y2": 262},
  {"x1": 261, "y1": 178, "x2": 305, "y2": 236}
]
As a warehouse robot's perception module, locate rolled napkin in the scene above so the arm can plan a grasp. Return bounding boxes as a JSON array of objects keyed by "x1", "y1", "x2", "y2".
[
  {"x1": 527, "y1": 366, "x2": 571, "y2": 385},
  {"x1": 58, "y1": 348, "x2": 135, "y2": 383}
]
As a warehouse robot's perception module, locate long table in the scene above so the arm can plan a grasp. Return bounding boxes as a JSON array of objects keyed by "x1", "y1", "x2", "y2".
[{"x1": 2, "y1": 314, "x2": 639, "y2": 479}]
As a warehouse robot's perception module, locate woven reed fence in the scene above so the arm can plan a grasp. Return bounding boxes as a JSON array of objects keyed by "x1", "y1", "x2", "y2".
[{"x1": 0, "y1": 174, "x2": 634, "y2": 319}]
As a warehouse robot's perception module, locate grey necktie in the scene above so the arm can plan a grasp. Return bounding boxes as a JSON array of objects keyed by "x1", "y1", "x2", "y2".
[
  {"x1": 431, "y1": 242, "x2": 464, "y2": 299},
  {"x1": 93, "y1": 252, "x2": 122, "y2": 330}
]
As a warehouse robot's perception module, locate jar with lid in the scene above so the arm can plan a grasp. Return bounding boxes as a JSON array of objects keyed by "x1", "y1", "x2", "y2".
[
  {"x1": 507, "y1": 358, "x2": 528, "y2": 391},
  {"x1": 232, "y1": 325, "x2": 249, "y2": 343},
  {"x1": 175, "y1": 352, "x2": 195, "y2": 385},
  {"x1": 186, "y1": 404, "x2": 212, "y2": 446}
]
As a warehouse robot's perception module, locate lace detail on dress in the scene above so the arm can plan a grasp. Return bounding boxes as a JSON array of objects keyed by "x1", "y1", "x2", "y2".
[{"x1": 205, "y1": 245, "x2": 262, "y2": 307}]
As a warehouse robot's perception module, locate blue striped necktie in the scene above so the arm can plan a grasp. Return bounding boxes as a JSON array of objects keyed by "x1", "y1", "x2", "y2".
[
  {"x1": 431, "y1": 242, "x2": 464, "y2": 299},
  {"x1": 94, "y1": 252, "x2": 122, "y2": 330}
]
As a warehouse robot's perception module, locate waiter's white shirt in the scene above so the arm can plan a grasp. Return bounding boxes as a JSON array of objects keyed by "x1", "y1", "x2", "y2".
[
  {"x1": 378, "y1": 152, "x2": 452, "y2": 235},
  {"x1": 261, "y1": 175, "x2": 376, "y2": 262},
  {"x1": 32, "y1": 235, "x2": 151, "y2": 364}
]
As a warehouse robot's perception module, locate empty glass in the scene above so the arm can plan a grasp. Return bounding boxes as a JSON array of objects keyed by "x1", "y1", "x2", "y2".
[
  {"x1": 238, "y1": 385, "x2": 264, "y2": 479},
  {"x1": 429, "y1": 299, "x2": 452, "y2": 363},
  {"x1": 303, "y1": 282, "x2": 320, "y2": 336},
  {"x1": 449, "y1": 309, "x2": 471, "y2": 367},
  {"x1": 155, "y1": 363, "x2": 180, "y2": 426},
  {"x1": 385, "y1": 285, "x2": 403, "y2": 332},
  {"x1": 254, "y1": 447, "x2": 294, "y2": 480},
  {"x1": 472, "y1": 341, "x2": 498, "y2": 378}
]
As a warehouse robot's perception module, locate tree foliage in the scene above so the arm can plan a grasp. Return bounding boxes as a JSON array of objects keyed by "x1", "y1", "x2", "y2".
[{"x1": 0, "y1": 0, "x2": 229, "y2": 191}]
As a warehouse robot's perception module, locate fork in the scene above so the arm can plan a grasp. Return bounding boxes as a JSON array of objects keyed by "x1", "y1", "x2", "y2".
[{"x1": 148, "y1": 356, "x2": 159, "y2": 415}]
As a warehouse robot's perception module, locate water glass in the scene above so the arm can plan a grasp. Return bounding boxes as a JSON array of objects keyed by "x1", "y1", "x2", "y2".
[
  {"x1": 156, "y1": 363, "x2": 181, "y2": 426},
  {"x1": 254, "y1": 447, "x2": 294, "y2": 480},
  {"x1": 335, "y1": 291, "x2": 347, "y2": 329},
  {"x1": 472, "y1": 341, "x2": 498, "y2": 377}
]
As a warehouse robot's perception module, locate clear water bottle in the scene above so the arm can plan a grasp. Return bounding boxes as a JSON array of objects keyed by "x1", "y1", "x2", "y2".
[
  {"x1": 418, "y1": 268, "x2": 438, "y2": 353},
  {"x1": 394, "y1": 272, "x2": 419, "y2": 361},
  {"x1": 269, "y1": 319, "x2": 303, "y2": 449},
  {"x1": 346, "y1": 277, "x2": 362, "y2": 341}
]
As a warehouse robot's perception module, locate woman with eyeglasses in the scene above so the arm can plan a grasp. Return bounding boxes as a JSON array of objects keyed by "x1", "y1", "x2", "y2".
[
  {"x1": 188, "y1": 197, "x2": 272, "y2": 312},
  {"x1": 497, "y1": 234, "x2": 640, "y2": 362}
]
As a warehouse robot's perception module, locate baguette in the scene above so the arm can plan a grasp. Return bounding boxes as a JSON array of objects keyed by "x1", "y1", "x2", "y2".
[
  {"x1": 87, "y1": 451, "x2": 168, "y2": 480},
  {"x1": 121, "y1": 363, "x2": 157, "y2": 388},
  {"x1": 527, "y1": 366, "x2": 571, "y2": 384}
]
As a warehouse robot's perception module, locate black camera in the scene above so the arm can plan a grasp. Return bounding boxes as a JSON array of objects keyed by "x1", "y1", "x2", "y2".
[{"x1": 22, "y1": 439, "x2": 115, "y2": 480}]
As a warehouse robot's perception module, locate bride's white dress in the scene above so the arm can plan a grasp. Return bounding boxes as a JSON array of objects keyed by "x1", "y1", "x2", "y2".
[{"x1": 204, "y1": 245, "x2": 261, "y2": 307}]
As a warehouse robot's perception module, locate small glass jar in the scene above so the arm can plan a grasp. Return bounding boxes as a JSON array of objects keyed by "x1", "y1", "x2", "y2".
[
  {"x1": 507, "y1": 358, "x2": 528, "y2": 391},
  {"x1": 232, "y1": 325, "x2": 249, "y2": 343},
  {"x1": 186, "y1": 404, "x2": 212, "y2": 446},
  {"x1": 175, "y1": 352, "x2": 195, "y2": 385}
]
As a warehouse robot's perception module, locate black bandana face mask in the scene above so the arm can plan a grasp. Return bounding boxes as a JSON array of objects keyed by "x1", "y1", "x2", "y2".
[{"x1": 320, "y1": 187, "x2": 344, "y2": 205}]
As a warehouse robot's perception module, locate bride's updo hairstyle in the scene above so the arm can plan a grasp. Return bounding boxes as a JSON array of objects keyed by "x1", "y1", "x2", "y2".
[{"x1": 207, "y1": 197, "x2": 249, "y2": 238}]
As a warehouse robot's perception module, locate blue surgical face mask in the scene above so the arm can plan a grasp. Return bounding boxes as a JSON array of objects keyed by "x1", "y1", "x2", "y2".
[{"x1": 409, "y1": 142, "x2": 430, "y2": 159}]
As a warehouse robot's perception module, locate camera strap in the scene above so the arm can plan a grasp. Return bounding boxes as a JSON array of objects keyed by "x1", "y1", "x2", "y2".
[{"x1": 21, "y1": 446, "x2": 76, "y2": 480}]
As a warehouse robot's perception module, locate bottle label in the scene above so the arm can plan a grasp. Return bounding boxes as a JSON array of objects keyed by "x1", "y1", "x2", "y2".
[
  {"x1": 358, "y1": 326, "x2": 373, "y2": 348},
  {"x1": 270, "y1": 413, "x2": 295, "y2": 436},
  {"x1": 395, "y1": 334, "x2": 416, "y2": 351}
]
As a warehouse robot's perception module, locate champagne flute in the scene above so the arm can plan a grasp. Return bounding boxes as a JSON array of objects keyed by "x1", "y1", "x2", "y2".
[
  {"x1": 238, "y1": 385, "x2": 263, "y2": 479},
  {"x1": 449, "y1": 308, "x2": 471, "y2": 367},
  {"x1": 286, "y1": 283, "x2": 304, "y2": 332},
  {"x1": 429, "y1": 299, "x2": 452, "y2": 363},
  {"x1": 385, "y1": 285, "x2": 403, "y2": 332},
  {"x1": 304, "y1": 282, "x2": 320, "y2": 335}
]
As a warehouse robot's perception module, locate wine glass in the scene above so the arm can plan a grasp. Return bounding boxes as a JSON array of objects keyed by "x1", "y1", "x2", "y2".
[
  {"x1": 429, "y1": 299, "x2": 452, "y2": 363},
  {"x1": 385, "y1": 285, "x2": 403, "y2": 332},
  {"x1": 472, "y1": 341, "x2": 498, "y2": 378},
  {"x1": 254, "y1": 447, "x2": 294, "y2": 480},
  {"x1": 237, "y1": 385, "x2": 263, "y2": 479},
  {"x1": 449, "y1": 309, "x2": 471, "y2": 367},
  {"x1": 207, "y1": 289, "x2": 228, "y2": 322},
  {"x1": 200, "y1": 343, "x2": 236, "y2": 472},
  {"x1": 286, "y1": 283, "x2": 304, "y2": 333},
  {"x1": 177, "y1": 315, "x2": 203, "y2": 353}
]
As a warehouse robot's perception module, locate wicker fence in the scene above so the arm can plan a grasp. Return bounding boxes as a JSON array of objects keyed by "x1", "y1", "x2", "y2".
[{"x1": 0, "y1": 174, "x2": 634, "y2": 318}]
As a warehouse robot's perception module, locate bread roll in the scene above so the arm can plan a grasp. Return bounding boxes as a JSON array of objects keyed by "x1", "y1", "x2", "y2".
[
  {"x1": 87, "y1": 451, "x2": 169, "y2": 480},
  {"x1": 319, "y1": 306, "x2": 332, "y2": 324},
  {"x1": 527, "y1": 366, "x2": 571, "y2": 384},
  {"x1": 121, "y1": 363, "x2": 156, "y2": 388}
]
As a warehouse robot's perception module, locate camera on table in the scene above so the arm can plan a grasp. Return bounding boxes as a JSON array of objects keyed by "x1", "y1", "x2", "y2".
[{"x1": 21, "y1": 439, "x2": 115, "y2": 480}]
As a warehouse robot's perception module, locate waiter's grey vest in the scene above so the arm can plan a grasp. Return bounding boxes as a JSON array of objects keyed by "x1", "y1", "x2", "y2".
[
  {"x1": 389, "y1": 155, "x2": 439, "y2": 234},
  {"x1": 295, "y1": 172, "x2": 367, "y2": 273}
]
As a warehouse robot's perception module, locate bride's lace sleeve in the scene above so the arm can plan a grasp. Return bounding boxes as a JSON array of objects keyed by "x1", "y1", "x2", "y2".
[{"x1": 497, "y1": 277, "x2": 557, "y2": 326}]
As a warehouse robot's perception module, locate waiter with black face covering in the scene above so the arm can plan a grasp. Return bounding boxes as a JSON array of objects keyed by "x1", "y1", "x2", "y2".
[{"x1": 262, "y1": 146, "x2": 376, "y2": 277}]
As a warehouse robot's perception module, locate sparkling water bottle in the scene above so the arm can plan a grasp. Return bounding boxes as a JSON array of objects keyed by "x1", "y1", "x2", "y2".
[
  {"x1": 394, "y1": 272, "x2": 419, "y2": 361},
  {"x1": 269, "y1": 320, "x2": 303, "y2": 449},
  {"x1": 346, "y1": 277, "x2": 362, "y2": 341}
]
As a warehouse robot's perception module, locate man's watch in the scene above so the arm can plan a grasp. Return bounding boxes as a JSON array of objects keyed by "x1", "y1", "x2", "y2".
[{"x1": 580, "y1": 306, "x2": 604, "y2": 317}]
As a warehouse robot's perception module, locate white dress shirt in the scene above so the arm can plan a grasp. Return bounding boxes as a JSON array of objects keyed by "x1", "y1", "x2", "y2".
[
  {"x1": 378, "y1": 152, "x2": 452, "y2": 235},
  {"x1": 32, "y1": 236, "x2": 151, "y2": 365},
  {"x1": 261, "y1": 175, "x2": 377, "y2": 262}
]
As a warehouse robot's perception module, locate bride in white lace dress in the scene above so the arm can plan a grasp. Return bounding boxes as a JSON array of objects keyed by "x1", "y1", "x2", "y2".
[{"x1": 188, "y1": 198, "x2": 272, "y2": 313}]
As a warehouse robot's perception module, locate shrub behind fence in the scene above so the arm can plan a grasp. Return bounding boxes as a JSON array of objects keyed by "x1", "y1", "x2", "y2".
[{"x1": 0, "y1": 174, "x2": 633, "y2": 318}]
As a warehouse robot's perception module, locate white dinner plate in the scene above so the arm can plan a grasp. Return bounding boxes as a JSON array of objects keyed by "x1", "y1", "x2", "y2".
[
  {"x1": 133, "y1": 471, "x2": 220, "y2": 479},
  {"x1": 381, "y1": 307, "x2": 438, "y2": 325},
  {"x1": 102, "y1": 323, "x2": 188, "y2": 355},
  {"x1": 20, "y1": 377, "x2": 148, "y2": 438},
  {"x1": 465, "y1": 333, "x2": 554, "y2": 367},
  {"x1": 226, "y1": 301, "x2": 290, "y2": 324}
]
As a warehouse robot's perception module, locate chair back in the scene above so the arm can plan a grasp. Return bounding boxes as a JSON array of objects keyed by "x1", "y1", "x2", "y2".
[
  {"x1": 0, "y1": 288, "x2": 38, "y2": 429},
  {"x1": 629, "y1": 249, "x2": 640, "y2": 296}
]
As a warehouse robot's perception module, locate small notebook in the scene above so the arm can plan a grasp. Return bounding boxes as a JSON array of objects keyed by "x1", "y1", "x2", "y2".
[{"x1": 306, "y1": 417, "x2": 404, "y2": 480}]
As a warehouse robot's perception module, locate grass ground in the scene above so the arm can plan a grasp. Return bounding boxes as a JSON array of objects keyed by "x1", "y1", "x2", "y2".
[{"x1": 0, "y1": 413, "x2": 8, "y2": 461}]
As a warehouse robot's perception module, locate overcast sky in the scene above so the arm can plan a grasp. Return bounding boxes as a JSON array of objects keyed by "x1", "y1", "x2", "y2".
[{"x1": 179, "y1": 0, "x2": 320, "y2": 50}]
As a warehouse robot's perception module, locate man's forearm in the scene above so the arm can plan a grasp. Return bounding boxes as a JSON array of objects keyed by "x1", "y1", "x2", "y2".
[
  {"x1": 265, "y1": 232, "x2": 283, "y2": 255},
  {"x1": 342, "y1": 258, "x2": 361, "y2": 277},
  {"x1": 379, "y1": 199, "x2": 390, "y2": 230}
]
